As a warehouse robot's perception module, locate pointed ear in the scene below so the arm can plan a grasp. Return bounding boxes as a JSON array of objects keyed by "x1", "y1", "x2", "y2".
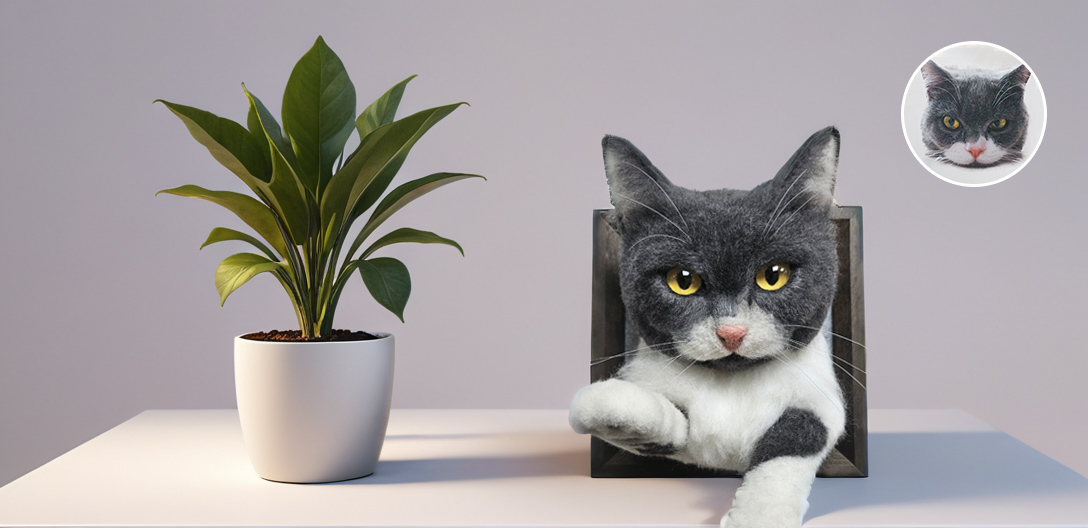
[
  {"x1": 920, "y1": 60, "x2": 954, "y2": 100},
  {"x1": 767, "y1": 127, "x2": 839, "y2": 208},
  {"x1": 1001, "y1": 64, "x2": 1031, "y2": 86},
  {"x1": 602, "y1": 135, "x2": 678, "y2": 228}
]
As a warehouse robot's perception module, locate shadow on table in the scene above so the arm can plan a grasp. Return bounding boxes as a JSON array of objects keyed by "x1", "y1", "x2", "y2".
[
  {"x1": 383, "y1": 433, "x2": 491, "y2": 441},
  {"x1": 327, "y1": 451, "x2": 585, "y2": 485},
  {"x1": 325, "y1": 431, "x2": 586, "y2": 485},
  {"x1": 806, "y1": 431, "x2": 1088, "y2": 519}
]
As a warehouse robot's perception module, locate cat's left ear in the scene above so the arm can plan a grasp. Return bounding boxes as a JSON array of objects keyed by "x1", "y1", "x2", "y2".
[
  {"x1": 920, "y1": 60, "x2": 954, "y2": 100},
  {"x1": 765, "y1": 126, "x2": 839, "y2": 208},
  {"x1": 601, "y1": 135, "x2": 680, "y2": 233}
]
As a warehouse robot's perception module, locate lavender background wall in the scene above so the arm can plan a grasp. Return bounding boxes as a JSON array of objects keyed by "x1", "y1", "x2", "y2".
[{"x1": 2, "y1": 1, "x2": 1086, "y2": 487}]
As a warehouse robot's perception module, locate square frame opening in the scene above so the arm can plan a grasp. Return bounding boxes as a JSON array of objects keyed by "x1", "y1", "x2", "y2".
[{"x1": 589, "y1": 206, "x2": 867, "y2": 478}]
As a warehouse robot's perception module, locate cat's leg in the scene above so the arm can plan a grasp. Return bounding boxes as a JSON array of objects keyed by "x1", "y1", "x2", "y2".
[
  {"x1": 721, "y1": 408, "x2": 830, "y2": 528},
  {"x1": 721, "y1": 456, "x2": 823, "y2": 528},
  {"x1": 569, "y1": 378, "x2": 688, "y2": 456}
]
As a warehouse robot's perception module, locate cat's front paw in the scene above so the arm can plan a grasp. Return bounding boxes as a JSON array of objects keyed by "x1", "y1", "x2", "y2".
[
  {"x1": 720, "y1": 457, "x2": 815, "y2": 528},
  {"x1": 720, "y1": 506, "x2": 803, "y2": 528},
  {"x1": 569, "y1": 378, "x2": 687, "y2": 455},
  {"x1": 720, "y1": 510, "x2": 794, "y2": 528}
]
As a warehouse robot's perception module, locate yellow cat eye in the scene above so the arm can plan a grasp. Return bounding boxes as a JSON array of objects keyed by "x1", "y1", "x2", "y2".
[
  {"x1": 666, "y1": 267, "x2": 702, "y2": 296},
  {"x1": 990, "y1": 118, "x2": 1008, "y2": 130},
  {"x1": 755, "y1": 263, "x2": 791, "y2": 292},
  {"x1": 942, "y1": 116, "x2": 961, "y2": 130}
]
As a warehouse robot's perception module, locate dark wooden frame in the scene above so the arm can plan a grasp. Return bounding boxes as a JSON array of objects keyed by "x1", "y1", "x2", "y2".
[{"x1": 589, "y1": 206, "x2": 868, "y2": 478}]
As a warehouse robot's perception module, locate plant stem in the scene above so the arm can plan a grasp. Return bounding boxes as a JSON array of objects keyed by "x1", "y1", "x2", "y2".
[
  {"x1": 317, "y1": 222, "x2": 347, "y2": 335},
  {"x1": 321, "y1": 263, "x2": 357, "y2": 336},
  {"x1": 303, "y1": 203, "x2": 322, "y2": 339},
  {"x1": 273, "y1": 271, "x2": 307, "y2": 332},
  {"x1": 270, "y1": 210, "x2": 311, "y2": 337}
]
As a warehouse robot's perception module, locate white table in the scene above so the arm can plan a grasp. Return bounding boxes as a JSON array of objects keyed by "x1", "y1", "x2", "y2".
[{"x1": 1, "y1": 409, "x2": 1086, "y2": 527}]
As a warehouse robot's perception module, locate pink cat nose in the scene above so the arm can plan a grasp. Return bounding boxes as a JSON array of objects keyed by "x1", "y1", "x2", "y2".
[
  {"x1": 716, "y1": 325, "x2": 747, "y2": 352},
  {"x1": 968, "y1": 146, "x2": 985, "y2": 159}
]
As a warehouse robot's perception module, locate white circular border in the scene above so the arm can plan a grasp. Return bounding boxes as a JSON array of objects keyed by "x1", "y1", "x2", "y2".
[{"x1": 900, "y1": 41, "x2": 1047, "y2": 187}]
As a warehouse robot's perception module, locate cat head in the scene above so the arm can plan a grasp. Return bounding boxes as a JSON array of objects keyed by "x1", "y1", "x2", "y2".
[
  {"x1": 603, "y1": 128, "x2": 840, "y2": 371},
  {"x1": 920, "y1": 60, "x2": 1030, "y2": 167}
]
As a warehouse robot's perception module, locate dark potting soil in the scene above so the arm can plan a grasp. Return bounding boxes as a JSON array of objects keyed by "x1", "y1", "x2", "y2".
[{"x1": 240, "y1": 329, "x2": 380, "y2": 342}]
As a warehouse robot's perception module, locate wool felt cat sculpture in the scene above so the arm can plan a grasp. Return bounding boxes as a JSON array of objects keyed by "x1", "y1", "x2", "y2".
[
  {"x1": 920, "y1": 60, "x2": 1031, "y2": 168},
  {"x1": 569, "y1": 127, "x2": 847, "y2": 528}
]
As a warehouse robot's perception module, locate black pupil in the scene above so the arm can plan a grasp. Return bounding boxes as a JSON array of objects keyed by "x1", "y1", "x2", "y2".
[
  {"x1": 676, "y1": 270, "x2": 693, "y2": 290},
  {"x1": 765, "y1": 265, "x2": 781, "y2": 285}
]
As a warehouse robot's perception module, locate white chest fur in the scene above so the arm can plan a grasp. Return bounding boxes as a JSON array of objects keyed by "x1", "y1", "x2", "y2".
[{"x1": 617, "y1": 331, "x2": 845, "y2": 470}]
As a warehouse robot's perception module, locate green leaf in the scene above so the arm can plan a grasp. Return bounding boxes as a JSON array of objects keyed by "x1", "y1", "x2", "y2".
[
  {"x1": 360, "y1": 228, "x2": 463, "y2": 260},
  {"x1": 159, "y1": 97, "x2": 305, "y2": 244},
  {"x1": 244, "y1": 85, "x2": 313, "y2": 244},
  {"x1": 282, "y1": 36, "x2": 356, "y2": 196},
  {"x1": 246, "y1": 105, "x2": 271, "y2": 167},
  {"x1": 321, "y1": 212, "x2": 339, "y2": 257},
  {"x1": 348, "y1": 172, "x2": 484, "y2": 259},
  {"x1": 243, "y1": 83, "x2": 297, "y2": 169},
  {"x1": 156, "y1": 100, "x2": 271, "y2": 184},
  {"x1": 355, "y1": 75, "x2": 416, "y2": 140},
  {"x1": 214, "y1": 253, "x2": 284, "y2": 306},
  {"x1": 157, "y1": 185, "x2": 289, "y2": 259},
  {"x1": 321, "y1": 102, "x2": 467, "y2": 239},
  {"x1": 200, "y1": 227, "x2": 278, "y2": 261},
  {"x1": 357, "y1": 257, "x2": 411, "y2": 322}
]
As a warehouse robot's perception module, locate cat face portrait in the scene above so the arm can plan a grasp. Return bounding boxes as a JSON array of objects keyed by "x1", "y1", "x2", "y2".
[
  {"x1": 920, "y1": 60, "x2": 1031, "y2": 168},
  {"x1": 604, "y1": 128, "x2": 840, "y2": 371}
]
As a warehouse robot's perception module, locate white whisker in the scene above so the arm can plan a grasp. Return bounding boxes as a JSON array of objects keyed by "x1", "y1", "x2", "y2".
[
  {"x1": 992, "y1": 82, "x2": 1023, "y2": 109},
  {"x1": 763, "y1": 169, "x2": 807, "y2": 238},
  {"x1": 930, "y1": 84, "x2": 960, "y2": 103},
  {"x1": 992, "y1": 84, "x2": 1013, "y2": 107},
  {"x1": 613, "y1": 192, "x2": 692, "y2": 242},
  {"x1": 652, "y1": 350, "x2": 689, "y2": 381},
  {"x1": 830, "y1": 359, "x2": 867, "y2": 389},
  {"x1": 628, "y1": 233, "x2": 688, "y2": 251},
  {"x1": 620, "y1": 161, "x2": 690, "y2": 232},
  {"x1": 769, "y1": 193, "x2": 818, "y2": 239},
  {"x1": 830, "y1": 354, "x2": 868, "y2": 374},
  {"x1": 781, "y1": 324, "x2": 866, "y2": 349},
  {"x1": 771, "y1": 353, "x2": 839, "y2": 408},
  {"x1": 667, "y1": 357, "x2": 699, "y2": 387},
  {"x1": 782, "y1": 335, "x2": 865, "y2": 389},
  {"x1": 590, "y1": 340, "x2": 690, "y2": 366}
]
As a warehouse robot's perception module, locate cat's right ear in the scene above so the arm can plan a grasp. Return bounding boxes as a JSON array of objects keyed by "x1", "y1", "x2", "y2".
[
  {"x1": 602, "y1": 135, "x2": 678, "y2": 233},
  {"x1": 920, "y1": 60, "x2": 953, "y2": 100},
  {"x1": 1001, "y1": 64, "x2": 1031, "y2": 87},
  {"x1": 764, "y1": 127, "x2": 840, "y2": 210}
]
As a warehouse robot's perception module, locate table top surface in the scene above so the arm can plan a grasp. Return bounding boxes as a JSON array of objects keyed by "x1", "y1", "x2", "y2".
[{"x1": 1, "y1": 409, "x2": 1086, "y2": 527}]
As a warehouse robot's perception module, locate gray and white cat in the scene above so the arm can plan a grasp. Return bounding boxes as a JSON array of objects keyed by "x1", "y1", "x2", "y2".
[
  {"x1": 570, "y1": 128, "x2": 846, "y2": 528},
  {"x1": 920, "y1": 60, "x2": 1031, "y2": 167}
]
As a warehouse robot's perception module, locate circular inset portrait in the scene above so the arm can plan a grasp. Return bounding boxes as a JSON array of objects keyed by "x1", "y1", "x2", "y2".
[{"x1": 901, "y1": 41, "x2": 1046, "y2": 187}]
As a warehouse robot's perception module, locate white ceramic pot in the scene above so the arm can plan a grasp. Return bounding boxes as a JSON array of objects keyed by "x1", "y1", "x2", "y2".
[{"x1": 234, "y1": 333, "x2": 394, "y2": 483}]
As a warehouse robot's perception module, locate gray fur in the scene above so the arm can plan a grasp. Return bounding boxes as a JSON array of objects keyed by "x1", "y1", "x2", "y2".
[
  {"x1": 603, "y1": 127, "x2": 840, "y2": 371},
  {"x1": 920, "y1": 60, "x2": 1030, "y2": 167},
  {"x1": 749, "y1": 408, "x2": 828, "y2": 470}
]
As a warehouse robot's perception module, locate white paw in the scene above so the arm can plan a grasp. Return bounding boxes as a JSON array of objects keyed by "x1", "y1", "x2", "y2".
[
  {"x1": 569, "y1": 379, "x2": 687, "y2": 451},
  {"x1": 720, "y1": 506, "x2": 801, "y2": 528},
  {"x1": 720, "y1": 457, "x2": 816, "y2": 528}
]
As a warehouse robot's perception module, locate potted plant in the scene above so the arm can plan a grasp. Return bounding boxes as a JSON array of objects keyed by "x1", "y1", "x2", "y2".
[{"x1": 156, "y1": 36, "x2": 483, "y2": 483}]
